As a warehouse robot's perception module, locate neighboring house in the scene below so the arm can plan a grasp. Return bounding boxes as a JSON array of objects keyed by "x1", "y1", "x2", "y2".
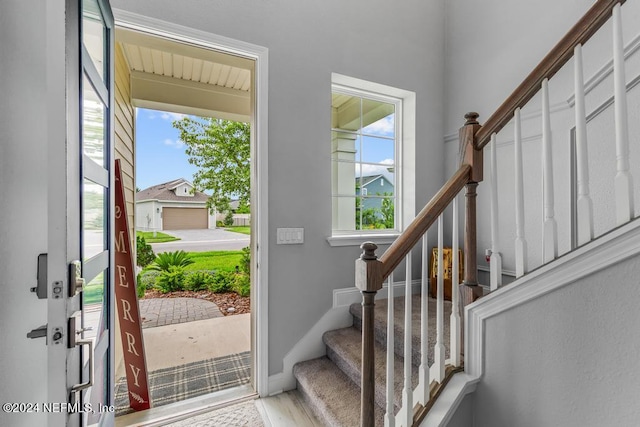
[
  {"x1": 136, "y1": 178, "x2": 215, "y2": 230},
  {"x1": 356, "y1": 174, "x2": 394, "y2": 212}
]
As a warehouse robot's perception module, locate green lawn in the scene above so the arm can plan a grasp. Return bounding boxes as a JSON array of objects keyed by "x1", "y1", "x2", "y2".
[
  {"x1": 136, "y1": 231, "x2": 180, "y2": 243},
  {"x1": 183, "y1": 250, "x2": 244, "y2": 272},
  {"x1": 225, "y1": 226, "x2": 251, "y2": 235}
]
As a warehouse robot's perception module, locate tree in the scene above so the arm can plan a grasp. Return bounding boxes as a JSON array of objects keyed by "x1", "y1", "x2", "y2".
[{"x1": 173, "y1": 117, "x2": 250, "y2": 213}]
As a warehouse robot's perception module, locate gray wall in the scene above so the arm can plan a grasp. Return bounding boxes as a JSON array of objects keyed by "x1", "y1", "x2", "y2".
[
  {"x1": 474, "y1": 252, "x2": 640, "y2": 427},
  {"x1": 110, "y1": 0, "x2": 447, "y2": 375},
  {"x1": 0, "y1": 2, "x2": 50, "y2": 426}
]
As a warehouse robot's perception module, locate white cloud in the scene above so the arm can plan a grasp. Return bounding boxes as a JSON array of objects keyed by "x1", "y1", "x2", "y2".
[
  {"x1": 358, "y1": 159, "x2": 394, "y2": 179},
  {"x1": 163, "y1": 138, "x2": 185, "y2": 148},
  {"x1": 161, "y1": 112, "x2": 187, "y2": 122},
  {"x1": 362, "y1": 115, "x2": 394, "y2": 136}
]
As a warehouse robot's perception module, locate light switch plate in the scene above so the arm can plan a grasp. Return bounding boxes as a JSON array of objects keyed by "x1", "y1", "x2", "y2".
[{"x1": 277, "y1": 228, "x2": 304, "y2": 244}]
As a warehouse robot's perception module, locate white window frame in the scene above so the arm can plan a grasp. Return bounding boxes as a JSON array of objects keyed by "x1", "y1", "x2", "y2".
[{"x1": 328, "y1": 73, "x2": 415, "y2": 247}]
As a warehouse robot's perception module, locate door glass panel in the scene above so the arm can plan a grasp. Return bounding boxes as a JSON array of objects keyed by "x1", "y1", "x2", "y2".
[
  {"x1": 83, "y1": 75, "x2": 106, "y2": 167},
  {"x1": 83, "y1": 179, "x2": 106, "y2": 260},
  {"x1": 83, "y1": 271, "x2": 105, "y2": 337},
  {"x1": 82, "y1": 0, "x2": 106, "y2": 82}
]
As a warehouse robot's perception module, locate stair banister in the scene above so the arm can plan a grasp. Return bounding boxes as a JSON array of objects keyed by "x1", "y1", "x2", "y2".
[
  {"x1": 377, "y1": 163, "x2": 472, "y2": 280},
  {"x1": 475, "y1": 0, "x2": 627, "y2": 150}
]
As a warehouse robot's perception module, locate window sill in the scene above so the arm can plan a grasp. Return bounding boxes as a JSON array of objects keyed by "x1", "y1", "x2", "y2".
[{"x1": 326, "y1": 233, "x2": 400, "y2": 247}]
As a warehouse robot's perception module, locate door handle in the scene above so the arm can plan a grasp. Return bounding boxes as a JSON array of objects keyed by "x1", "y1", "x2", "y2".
[{"x1": 71, "y1": 339, "x2": 94, "y2": 393}]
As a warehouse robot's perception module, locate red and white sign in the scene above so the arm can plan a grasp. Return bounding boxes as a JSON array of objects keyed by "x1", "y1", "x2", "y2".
[{"x1": 114, "y1": 159, "x2": 151, "y2": 411}]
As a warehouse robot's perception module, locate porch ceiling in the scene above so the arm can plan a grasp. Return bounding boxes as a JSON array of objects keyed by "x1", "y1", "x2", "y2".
[{"x1": 116, "y1": 28, "x2": 253, "y2": 121}]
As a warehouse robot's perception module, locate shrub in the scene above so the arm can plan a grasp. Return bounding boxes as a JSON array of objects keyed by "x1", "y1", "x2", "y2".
[
  {"x1": 224, "y1": 211, "x2": 234, "y2": 227},
  {"x1": 207, "y1": 271, "x2": 234, "y2": 293},
  {"x1": 135, "y1": 274, "x2": 146, "y2": 299},
  {"x1": 232, "y1": 273, "x2": 250, "y2": 297},
  {"x1": 155, "y1": 266, "x2": 186, "y2": 293},
  {"x1": 240, "y1": 246, "x2": 251, "y2": 275},
  {"x1": 136, "y1": 236, "x2": 156, "y2": 267},
  {"x1": 184, "y1": 271, "x2": 215, "y2": 291},
  {"x1": 148, "y1": 250, "x2": 194, "y2": 272},
  {"x1": 137, "y1": 270, "x2": 160, "y2": 289}
]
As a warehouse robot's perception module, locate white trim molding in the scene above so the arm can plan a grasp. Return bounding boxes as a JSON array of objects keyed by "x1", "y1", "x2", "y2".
[
  {"x1": 465, "y1": 217, "x2": 640, "y2": 379},
  {"x1": 112, "y1": 9, "x2": 270, "y2": 397}
]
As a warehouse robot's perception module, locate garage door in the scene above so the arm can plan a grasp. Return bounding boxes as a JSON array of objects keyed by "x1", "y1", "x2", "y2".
[{"x1": 162, "y1": 207, "x2": 208, "y2": 230}]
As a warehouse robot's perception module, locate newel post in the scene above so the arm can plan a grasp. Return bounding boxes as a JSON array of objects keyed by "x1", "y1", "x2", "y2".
[
  {"x1": 355, "y1": 242, "x2": 383, "y2": 427},
  {"x1": 459, "y1": 113, "x2": 484, "y2": 308}
]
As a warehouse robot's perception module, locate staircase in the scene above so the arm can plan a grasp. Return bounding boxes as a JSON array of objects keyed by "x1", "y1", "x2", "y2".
[
  {"x1": 292, "y1": 1, "x2": 636, "y2": 426},
  {"x1": 294, "y1": 295, "x2": 452, "y2": 426}
]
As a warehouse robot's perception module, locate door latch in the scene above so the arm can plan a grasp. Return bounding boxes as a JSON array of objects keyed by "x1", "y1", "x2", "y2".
[
  {"x1": 69, "y1": 260, "x2": 85, "y2": 297},
  {"x1": 27, "y1": 325, "x2": 48, "y2": 340}
]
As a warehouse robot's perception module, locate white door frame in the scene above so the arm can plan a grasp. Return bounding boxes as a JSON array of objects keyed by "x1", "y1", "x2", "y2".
[{"x1": 111, "y1": 9, "x2": 270, "y2": 397}]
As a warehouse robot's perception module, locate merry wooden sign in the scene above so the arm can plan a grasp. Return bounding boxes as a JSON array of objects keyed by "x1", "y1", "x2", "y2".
[{"x1": 114, "y1": 159, "x2": 151, "y2": 411}]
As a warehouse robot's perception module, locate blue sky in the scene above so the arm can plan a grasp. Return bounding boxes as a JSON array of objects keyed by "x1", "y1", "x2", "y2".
[
  {"x1": 135, "y1": 108, "x2": 196, "y2": 191},
  {"x1": 135, "y1": 106, "x2": 396, "y2": 191}
]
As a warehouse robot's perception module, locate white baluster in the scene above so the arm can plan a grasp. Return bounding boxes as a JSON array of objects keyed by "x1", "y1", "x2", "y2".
[
  {"x1": 541, "y1": 78, "x2": 558, "y2": 263},
  {"x1": 514, "y1": 108, "x2": 528, "y2": 277},
  {"x1": 434, "y1": 215, "x2": 445, "y2": 383},
  {"x1": 489, "y1": 134, "x2": 503, "y2": 290},
  {"x1": 450, "y1": 197, "x2": 461, "y2": 367},
  {"x1": 574, "y1": 43, "x2": 594, "y2": 246},
  {"x1": 384, "y1": 273, "x2": 395, "y2": 427},
  {"x1": 613, "y1": 3, "x2": 635, "y2": 225},
  {"x1": 415, "y1": 235, "x2": 429, "y2": 405},
  {"x1": 400, "y1": 252, "x2": 412, "y2": 427}
]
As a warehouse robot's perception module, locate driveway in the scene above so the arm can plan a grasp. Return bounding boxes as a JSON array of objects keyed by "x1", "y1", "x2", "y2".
[{"x1": 151, "y1": 228, "x2": 250, "y2": 253}]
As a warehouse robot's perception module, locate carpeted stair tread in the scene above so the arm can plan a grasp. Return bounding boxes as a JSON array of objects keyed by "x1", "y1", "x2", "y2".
[
  {"x1": 324, "y1": 327, "x2": 418, "y2": 414},
  {"x1": 294, "y1": 357, "x2": 384, "y2": 427},
  {"x1": 350, "y1": 295, "x2": 452, "y2": 366}
]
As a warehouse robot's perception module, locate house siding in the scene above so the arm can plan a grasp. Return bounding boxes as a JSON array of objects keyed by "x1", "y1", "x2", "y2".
[{"x1": 114, "y1": 42, "x2": 136, "y2": 250}]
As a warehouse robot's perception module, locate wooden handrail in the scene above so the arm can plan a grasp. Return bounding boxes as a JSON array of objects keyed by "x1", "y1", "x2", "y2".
[
  {"x1": 379, "y1": 164, "x2": 472, "y2": 279},
  {"x1": 476, "y1": 0, "x2": 626, "y2": 149}
]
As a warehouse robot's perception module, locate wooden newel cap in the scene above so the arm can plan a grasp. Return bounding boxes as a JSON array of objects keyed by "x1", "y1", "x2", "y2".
[
  {"x1": 464, "y1": 112, "x2": 480, "y2": 125},
  {"x1": 360, "y1": 242, "x2": 378, "y2": 260}
]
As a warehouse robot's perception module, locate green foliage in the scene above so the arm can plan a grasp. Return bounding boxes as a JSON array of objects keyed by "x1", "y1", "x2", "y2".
[
  {"x1": 173, "y1": 117, "x2": 250, "y2": 213},
  {"x1": 155, "y1": 266, "x2": 186, "y2": 293},
  {"x1": 183, "y1": 271, "x2": 215, "y2": 291},
  {"x1": 135, "y1": 273, "x2": 146, "y2": 299},
  {"x1": 207, "y1": 271, "x2": 235, "y2": 293},
  {"x1": 148, "y1": 250, "x2": 194, "y2": 272},
  {"x1": 240, "y1": 246, "x2": 251, "y2": 275},
  {"x1": 137, "y1": 270, "x2": 160, "y2": 289},
  {"x1": 136, "y1": 236, "x2": 156, "y2": 267},
  {"x1": 224, "y1": 211, "x2": 235, "y2": 227},
  {"x1": 235, "y1": 202, "x2": 251, "y2": 214},
  {"x1": 355, "y1": 193, "x2": 395, "y2": 230},
  {"x1": 232, "y1": 273, "x2": 250, "y2": 297},
  {"x1": 380, "y1": 193, "x2": 394, "y2": 229}
]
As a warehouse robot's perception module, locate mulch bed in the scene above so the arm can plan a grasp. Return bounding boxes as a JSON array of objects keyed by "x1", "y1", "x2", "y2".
[{"x1": 142, "y1": 289, "x2": 250, "y2": 316}]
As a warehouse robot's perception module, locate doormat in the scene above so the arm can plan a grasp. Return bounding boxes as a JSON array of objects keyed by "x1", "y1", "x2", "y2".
[
  {"x1": 114, "y1": 351, "x2": 251, "y2": 417},
  {"x1": 164, "y1": 400, "x2": 264, "y2": 427}
]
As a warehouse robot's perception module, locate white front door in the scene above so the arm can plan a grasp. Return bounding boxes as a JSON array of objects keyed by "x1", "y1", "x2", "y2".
[{"x1": 48, "y1": 1, "x2": 115, "y2": 426}]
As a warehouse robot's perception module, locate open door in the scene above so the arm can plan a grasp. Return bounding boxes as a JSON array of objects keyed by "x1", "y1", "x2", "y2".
[{"x1": 48, "y1": 1, "x2": 115, "y2": 426}]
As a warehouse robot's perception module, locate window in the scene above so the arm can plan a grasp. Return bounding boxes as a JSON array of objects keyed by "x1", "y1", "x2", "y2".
[{"x1": 329, "y1": 74, "x2": 415, "y2": 246}]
